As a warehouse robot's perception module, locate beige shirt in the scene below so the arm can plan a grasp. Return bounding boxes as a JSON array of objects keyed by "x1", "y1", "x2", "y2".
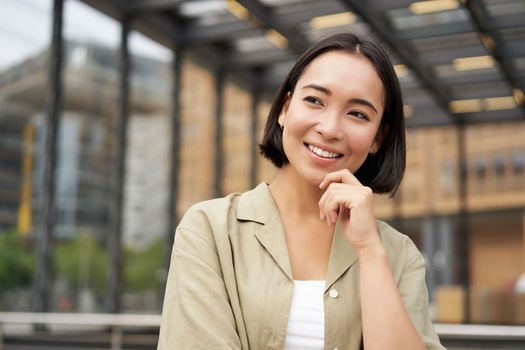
[{"x1": 158, "y1": 183, "x2": 446, "y2": 350}]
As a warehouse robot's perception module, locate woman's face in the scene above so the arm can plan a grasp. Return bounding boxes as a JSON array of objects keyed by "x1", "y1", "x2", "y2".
[{"x1": 279, "y1": 50, "x2": 386, "y2": 187}]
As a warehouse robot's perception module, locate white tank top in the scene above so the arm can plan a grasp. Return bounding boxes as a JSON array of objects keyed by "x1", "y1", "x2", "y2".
[{"x1": 284, "y1": 280, "x2": 325, "y2": 350}]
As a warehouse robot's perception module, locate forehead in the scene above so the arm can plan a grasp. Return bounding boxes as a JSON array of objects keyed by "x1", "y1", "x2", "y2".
[{"x1": 296, "y1": 51, "x2": 385, "y2": 108}]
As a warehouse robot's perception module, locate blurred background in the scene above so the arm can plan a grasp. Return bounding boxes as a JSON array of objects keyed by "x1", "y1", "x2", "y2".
[{"x1": 0, "y1": 0, "x2": 524, "y2": 349}]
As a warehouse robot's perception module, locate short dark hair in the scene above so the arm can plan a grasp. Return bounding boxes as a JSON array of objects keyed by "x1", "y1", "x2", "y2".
[{"x1": 259, "y1": 33, "x2": 406, "y2": 196}]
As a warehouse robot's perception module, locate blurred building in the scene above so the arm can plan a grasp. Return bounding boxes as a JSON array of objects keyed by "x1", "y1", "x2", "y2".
[{"x1": 0, "y1": 41, "x2": 171, "y2": 245}]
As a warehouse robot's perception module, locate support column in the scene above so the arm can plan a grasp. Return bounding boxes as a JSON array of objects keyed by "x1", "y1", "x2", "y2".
[
  {"x1": 33, "y1": 0, "x2": 64, "y2": 313},
  {"x1": 438, "y1": 216, "x2": 455, "y2": 286},
  {"x1": 457, "y1": 121, "x2": 471, "y2": 321},
  {"x1": 214, "y1": 69, "x2": 225, "y2": 198},
  {"x1": 250, "y1": 70, "x2": 262, "y2": 188},
  {"x1": 422, "y1": 216, "x2": 437, "y2": 300},
  {"x1": 163, "y1": 46, "x2": 183, "y2": 288},
  {"x1": 106, "y1": 16, "x2": 130, "y2": 313}
]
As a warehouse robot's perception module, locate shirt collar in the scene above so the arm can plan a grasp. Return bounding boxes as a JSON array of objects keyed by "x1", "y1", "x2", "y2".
[
  {"x1": 236, "y1": 182, "x2": 275, "y2": 224},
  {"x1": 236, "y1": 182, "x2": 359, "y2": 288}
]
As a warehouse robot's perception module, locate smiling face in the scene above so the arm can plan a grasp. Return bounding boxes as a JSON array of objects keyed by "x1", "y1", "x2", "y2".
[{"x1": 278, "y1": 50, "x2": 386, "y2": 187}]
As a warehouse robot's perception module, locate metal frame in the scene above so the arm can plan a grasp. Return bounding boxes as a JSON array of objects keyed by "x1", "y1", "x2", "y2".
[
  {"x1": 214, "y1": 69, "x2": 225, "y2": 198},
  {"x1": 25, "y1": 0, "x2": 523, "y2": 320},
  {"x1": 106, "y1": 15, "x2": 131, "y2": 313},
  {"x1": 78, "y1": 0, "x2": 525, "y2": 127},
  {"x1": 250, "y1": 68, "x2": 262, "y2": 188},
  {"x1": 164, "y1": 45, "x2": 184, "y2": 285},
  {"x1": 463, "y1": 0, "x2": 525, "y2": 116},
  {"x1": 34, "y1": 0, "x2": 64, "y2": 313}
]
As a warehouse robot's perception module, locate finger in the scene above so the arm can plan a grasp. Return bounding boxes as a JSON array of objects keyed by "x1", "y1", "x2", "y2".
[
  {"x1": 331, "y1": 210, "x2": 338, "y2": 226},
  {"x1": 319, "y1": 184, "x2": 346, "y2": 218},
  {"x1": 319, "y1": 190, "x2": 341, "y2": 225},
  {"x1": 318, "y1": 193, "x2": 329, "y2": 225},
  {"x1": 318, "y1": 182, "x2": 348, "y2": 210},
  {"x1": 319, "y1": 169, "x2": 362, "y2": 189}
]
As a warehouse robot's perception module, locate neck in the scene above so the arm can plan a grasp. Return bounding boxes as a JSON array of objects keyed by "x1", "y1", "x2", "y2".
[{"x1": 269, "y1": 165, "x2": 324, "y2": 218}]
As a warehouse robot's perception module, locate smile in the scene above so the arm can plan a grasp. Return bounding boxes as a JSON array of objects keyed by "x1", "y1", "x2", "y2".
[{"x1": 306, "y1": 144, "x2": 342, "y2": 159}]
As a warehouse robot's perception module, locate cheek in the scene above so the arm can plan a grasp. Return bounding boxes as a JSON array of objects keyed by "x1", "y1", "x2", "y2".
[
  {"x1": 346, "y1": 128, "x2": 377, "y2": 150},
  {"x1": 283, "y1": 110, "x2": 311, "y2": 138}
]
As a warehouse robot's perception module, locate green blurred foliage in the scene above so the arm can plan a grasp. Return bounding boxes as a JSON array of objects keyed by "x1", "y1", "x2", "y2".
[
  {"x1": 53, "y1": 232, "x2": 108, "y2": 295},
  {"x1": 0, "y1": 228, "x2": 164, "y2": 297},
  {"x1": 54, "y1": 234, "x2": 164, "y2": 293},
  {"x1": 0, "y1": 229, "x2": 35, "y2": 290},
  {"x1": 123, "y1": 238, "x2": 164, "y2": 292}
]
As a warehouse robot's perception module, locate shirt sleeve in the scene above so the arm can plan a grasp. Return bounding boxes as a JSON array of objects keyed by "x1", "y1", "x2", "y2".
[
  {"x1": 157, "y1": 215, "x2": 242, "y2": 350},
  {"x1": 398, "y1": 243, "x2": 448, "y2": 350}
]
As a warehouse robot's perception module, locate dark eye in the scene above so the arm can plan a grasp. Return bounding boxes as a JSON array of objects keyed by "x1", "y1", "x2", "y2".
[
  {"x1": 348, "y1": 110, "x2": 369, "y2": 121},
  {"x1": 303, "y1": 96, "x2": 323, "y2": 106}
]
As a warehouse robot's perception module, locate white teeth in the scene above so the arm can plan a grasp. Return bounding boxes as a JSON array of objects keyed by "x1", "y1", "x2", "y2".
[{"x1": 308, "y1": 144, "x2": 340, "y2": 159}]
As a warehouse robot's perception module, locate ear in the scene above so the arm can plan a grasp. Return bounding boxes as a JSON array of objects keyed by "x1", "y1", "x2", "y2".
[
  {"x1": 370, "y1": 124, "x2": 389, "y2": 155},
  {"x1": 278, "y1": 93, "x2": 291, "y2": 128}
]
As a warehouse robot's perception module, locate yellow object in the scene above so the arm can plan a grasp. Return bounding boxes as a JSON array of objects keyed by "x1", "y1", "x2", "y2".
[
  {"x1": 226, "y1": 0, "x2": 250, "y2": 21},
  {"x1": 309, "y1": 12, "x2": 356, "y2": 29},
  {"x1": 453, "y1": 55, "x2": 494, "y2": 71},
  {"x1": 409, "y1": 0, "x2": 459, "y2": 15},
  {"x1": 435, "y1": 285, "x2": 465, "y2": 323},
  {"x1": 17, "y1": 123, "x2": 34, "y2": 235},
  {"x1": 394, "y1": 64, "x2": 408, "y2": 78},
  {"x1": 449, "y1": 99, "x2": 482, "y2": 113},
  {"x1": 265, "y1": 29, "x2": 288, "y2": 49}
]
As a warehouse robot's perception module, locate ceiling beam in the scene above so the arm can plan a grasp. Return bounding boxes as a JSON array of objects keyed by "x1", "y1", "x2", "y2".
[
  {"x1": 418, "y1": 43, "x2": 525, "y2": 66},
  {"x1": 338, "y1": 0, "x2": 459, "y2": 124},
  {"x1": 463, "y1": 0, "x2": 525, "y2": 116},
  {"x1": 127, "y1": 0, "x2": 185, "y2": 13},
  {"x1": 80, "y1": 0, "x2": 129, "y2": 21},
  {"x1": 274, "y1": 0, "x2": 346, "y2": 24},
  {"x1": 227, "y1": 49, "x2": 296, "y2": 68},
  {"x1": 236, "y1": 0, "x2": 310, "y2": 54},
  {"x1": 175, "y1": 22, "x2": 262, "y2": 44},
  {"x1": 397, "y1": 21, "x2": 473, "y2": 40},
  {"x1": 397, "y1": 13, "x2": 525, "y2": 40}
]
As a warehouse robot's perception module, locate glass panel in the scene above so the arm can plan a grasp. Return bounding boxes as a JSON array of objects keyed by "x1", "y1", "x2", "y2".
[
  {"x1": 256, "y1": 98, "x2": 278, "y2": 183},
  {"x1": 398, "y1": 122, "x2": 525, "y2": 325},
  {"x1": 51, "y1": 0, "x2": 120, "y2": 312},
  {"x1": 121, "y1": 31, "x2": 173, "y2": 313},
  {"x1": 177, "y1": 59, "x2": 215, "y2": 217},
  {"x1": 0, "y1": 0, "x2": 52, "y2": 311},
  {"x1": 222, "y1": 79, "x2": 252, "y2": 194}
]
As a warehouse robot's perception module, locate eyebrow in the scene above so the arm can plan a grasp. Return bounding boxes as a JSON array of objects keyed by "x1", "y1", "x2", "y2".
[{"x1": 301, "y1": 83, "x2": 379, "y2": 114}]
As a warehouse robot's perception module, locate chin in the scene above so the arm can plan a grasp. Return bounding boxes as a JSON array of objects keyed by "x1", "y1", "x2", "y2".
[{"x1": 302, "y1": 171, "x2": 327, "y2": 188}]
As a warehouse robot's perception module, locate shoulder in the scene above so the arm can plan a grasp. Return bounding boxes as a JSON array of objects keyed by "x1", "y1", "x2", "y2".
[
  {"x1": 175, "y1": 183, "x2": 270, "y2": 245},
  {"x1": 179, "y1": 194, "x2": 240, "y2": 228},
  {"x1": 376, "y1": 220, "x2": 424, "y2": 268},
  {"x1": 175, "y1": 193, "x2": 241, "y2": 244}
]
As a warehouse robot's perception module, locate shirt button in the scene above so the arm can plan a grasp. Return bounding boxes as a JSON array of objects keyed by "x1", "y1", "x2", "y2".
[{"x1": 329, "y1": 289, "x2": 339, "y2": 298}]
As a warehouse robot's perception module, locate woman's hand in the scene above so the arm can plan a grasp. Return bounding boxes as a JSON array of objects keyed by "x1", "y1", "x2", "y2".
[{"x1": 318, "y1": 169, "x2": 383, "y2": 253}]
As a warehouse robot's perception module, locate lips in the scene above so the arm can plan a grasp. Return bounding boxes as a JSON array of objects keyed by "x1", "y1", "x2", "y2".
[{"x1": 306, "y1": 143, "x2": 342, "y2": 159}]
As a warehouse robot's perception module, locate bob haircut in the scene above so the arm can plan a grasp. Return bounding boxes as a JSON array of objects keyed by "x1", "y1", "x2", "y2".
[{"x1": 259, "y1": 33, "x2": 406, "y2": 196}]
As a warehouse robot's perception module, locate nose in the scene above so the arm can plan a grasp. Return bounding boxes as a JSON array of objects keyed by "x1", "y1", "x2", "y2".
[{"x1": 316, "y1": 110, "x2": 343, "y2": 140}]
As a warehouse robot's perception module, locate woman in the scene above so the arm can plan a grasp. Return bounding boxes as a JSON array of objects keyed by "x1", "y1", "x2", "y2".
[{"x1": 158, "y1": 33, "x2": 445, "y2": 350}]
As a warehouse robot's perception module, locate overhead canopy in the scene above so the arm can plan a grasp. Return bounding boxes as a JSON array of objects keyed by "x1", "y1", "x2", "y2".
[{"x1": 81, "y1": 0, "x2": 525, "y2": 128}]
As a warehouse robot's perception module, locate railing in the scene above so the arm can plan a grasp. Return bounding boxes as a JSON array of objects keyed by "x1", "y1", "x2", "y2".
[
  {"x1": 434, "y1": 323, "x2": 525, "y2": 340},
  {"x1": 1, "y1": 312, "x2": 525, "y2": 349},
  {"x1": 0, "y1": 312, "x2": 161, "y2": 350}
]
